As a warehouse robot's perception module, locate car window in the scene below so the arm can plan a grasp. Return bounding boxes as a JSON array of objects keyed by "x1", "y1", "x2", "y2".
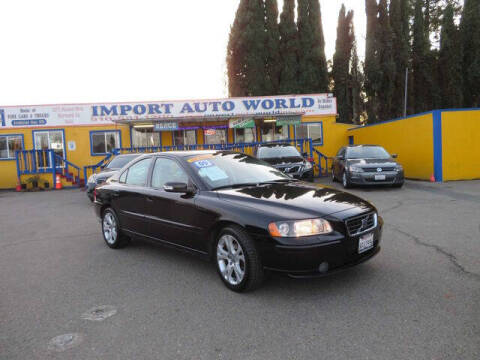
[
  {"x1": 151, "y1": 158, "x2": 189, "y2": 189},
  {"x1": 119, "y1": 170, "x2": 127, "y2": 183},
  {"x1": 257, "y1": 145, "x2": 301, "y2": 159},
  {"x1": 346, "y1": 146, "x2": 390, "y2": 159},
  {"x1": 336, "y1": 147, "x2": 345, "y2": 157},
  {"x1": 106, "y1": 154, "x2": 139, "y2": 169},
  {"x1": 125, "y1": 158, "x2": 152, "y2": 186}
]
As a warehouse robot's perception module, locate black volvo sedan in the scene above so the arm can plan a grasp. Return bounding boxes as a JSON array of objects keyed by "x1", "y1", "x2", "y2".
[{"x1": 94, "y1": 151, "x2": 382, "y2": 292}]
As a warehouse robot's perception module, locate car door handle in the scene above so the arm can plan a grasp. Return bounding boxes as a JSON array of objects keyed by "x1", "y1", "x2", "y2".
[{"x1": 146, "y1": 196, "x2": 153, "y2": 202}]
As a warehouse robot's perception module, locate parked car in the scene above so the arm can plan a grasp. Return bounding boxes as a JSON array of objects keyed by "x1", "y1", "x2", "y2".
[
  {"x1": 94, "y1": 150, "x2": 382, "y2": 292},
  {"x1": 332, "y1": 145, "x2": 404, "y2": 188},
  {"x1": 254, "y1": 143, "x2": 314, "y2": 181},
  {"x1": 86, "y1": 153, "x2": 141, "y2": 201}
]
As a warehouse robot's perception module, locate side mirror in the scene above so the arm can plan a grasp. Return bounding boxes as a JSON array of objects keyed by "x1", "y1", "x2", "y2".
[
  {"x1": 337, "y1": 156, "x2": 345, "y2": 161},
  {"x1": 391, "y1": 154, "x2": 398, "y2": 159},
  {"x1": 163, "y1": 182, "x2": 192, "y2": 194}
]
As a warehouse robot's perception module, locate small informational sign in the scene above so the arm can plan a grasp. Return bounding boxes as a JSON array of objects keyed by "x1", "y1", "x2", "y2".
[
  {"x1": 277, "y1": 115, "x2": 302, "y2": 126},
  {"x1": 229, "y1": 118, "x2": 255, "y2": 129},
  {"x1": 67, "y1": 141, "x2": 76, "y2": 151},
  {"x1": 204, "y1": 129, "x2": 216, "y2": 136},
  {"x1": 153, "y1": 121, "x2": 178, "y2": 131}
]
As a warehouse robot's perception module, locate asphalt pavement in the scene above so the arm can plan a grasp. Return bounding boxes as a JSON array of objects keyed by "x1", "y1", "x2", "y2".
[{"x1": 0, "y1": 180, "x2": 479, "y2": 360}]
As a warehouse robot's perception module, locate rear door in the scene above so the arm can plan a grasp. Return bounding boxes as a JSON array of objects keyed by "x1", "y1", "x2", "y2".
[
  {"x1": 112, "y1": 157, "x2": 153, "y2": 236},
  {"x1": 144, "y1": 156, "x2": 206, "y2": 251}
]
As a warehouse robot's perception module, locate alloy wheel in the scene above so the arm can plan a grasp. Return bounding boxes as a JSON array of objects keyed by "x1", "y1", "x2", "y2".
[
  {"x1": 217, "y1": 234, "x2": 246, "y2": 286},
  {"x1": 342, "y1": 172, "x2": 348, "y2": 188},
  {"x1": 103, "y1": 212, "x2": 117, "y2": 245}
]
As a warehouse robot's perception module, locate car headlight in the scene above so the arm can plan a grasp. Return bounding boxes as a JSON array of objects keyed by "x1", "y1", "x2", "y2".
[
  {"x1": 395, "y1": 165, "x2": 403, "y2": 171},
  {"x1": 88, "y1": 174, "x2": 96, "y2": 184},
  {"x1": 349, "y1": 165, "x2": 363, "y2": 172},
  {"x1": 304, "y1": 161, "x2": 312, "y2": 170},
  {"x1": 268, "y1": 218, "x2": 333, "y2": 237}
]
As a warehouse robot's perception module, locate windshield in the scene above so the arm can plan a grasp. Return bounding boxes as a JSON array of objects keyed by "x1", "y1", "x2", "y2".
[
  {"x1": 346, "y1": 146, "x2": 390, "y2": 159},
  {"x1": 187, "y1": 152, "x2": 292, "y2": 189},
  {"x1": 106, "y1": 155, "x2": 139, "y2": 169},
  {"x1": 257, "y1": 145, "x2": 301, "y2": 159}
]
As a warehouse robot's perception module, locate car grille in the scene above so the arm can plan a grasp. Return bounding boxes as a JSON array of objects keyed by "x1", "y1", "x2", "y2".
[
  {"x1": 345, "y1": 212, "x2": 377, "y2": 235},
  {"x1": 283, "y1": 165, "x2": 301, "y2": 174},
  {"x1": 363, "y1": 167, "x2": 395, "y2": 172},
  {"x1": 96, "y1": 178, "x2": 105, "y2": 184}
]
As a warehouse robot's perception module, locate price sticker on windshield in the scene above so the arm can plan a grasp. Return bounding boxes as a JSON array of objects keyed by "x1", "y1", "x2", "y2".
[{"x1": 193, "y1": 160, "x2": 213, "y2": 168}]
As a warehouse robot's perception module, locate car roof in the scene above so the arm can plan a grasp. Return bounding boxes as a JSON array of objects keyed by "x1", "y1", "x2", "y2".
[
  {"x1": 257, "y1": 143, "x2": 294, "y2": 148},
  {"x1": 346, "y1": 145, "x2": 382, "y2": 148}
]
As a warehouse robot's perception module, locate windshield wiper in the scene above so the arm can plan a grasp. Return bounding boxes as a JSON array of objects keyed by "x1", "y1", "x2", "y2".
[{"x1": 211, "y1": 179, "x2": 297, "y2": 191}]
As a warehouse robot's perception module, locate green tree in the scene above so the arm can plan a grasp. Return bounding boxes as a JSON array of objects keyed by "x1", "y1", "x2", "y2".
[
  {"x1": 264, "y1": 0, "x2": 281, "y2": 95},
  {"x1": 460, "y1": 0, "x2": 480, "y2": 107},
  {"x1": 227, "y1": 0, "x2": 267, "y2": 97},
  {"x1": 439, "y1": 4, "x2": 463, "y2": 108},
  {"x1": 278, "y1": 0, "x2": 299, "y2": 94},
  {"x1": 364, "y1": 0, "x2": 380, "y2": 123},
  {"x1": 333, "y1": 5, "x2": 354, "y2": 123},
  {"x1": 350, "y1": 40, "x2": 364, "y2": 124},
  {"x1": 412, "y1": 0, "x2": 429, "y2": 113},
  {"x1": 390, "y1": 0, "x2": 410, "y2": 118},
  {"x1": 297, "y1": 0, "x2": 329, "y2": 93},
  {"x1": 376, "y1": 0, "x2": 396, "y2": 121}
]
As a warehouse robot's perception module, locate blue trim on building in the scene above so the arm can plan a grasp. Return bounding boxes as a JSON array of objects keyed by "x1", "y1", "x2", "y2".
[
  {"x1": 347, "y1": 111, "x2": 435, "y2": 131},
  {"x1": 0, "y1": 133, "x2": 24, "y2": 160},
  {"x1": 32, "y1": 128, "x2": 67, "y2": 160},
  {"x1": 89, "y1": 130, "x2": 122, "y2": 156},
  {"x1": 432, "y1": 110, "x2": 443, "y2": 182},
  {"x1": 0, "y1": 109, "x2": 5, "y2": 127},
  {"x1": 129, "y1": 125, "x2": 133, "y2": 149}
]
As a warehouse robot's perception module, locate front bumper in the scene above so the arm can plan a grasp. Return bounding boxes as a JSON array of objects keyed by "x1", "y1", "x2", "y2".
[
  {"x1": 260, "y1": 221, "x2": 382, "y2": 276},
  {"x1": 349, "y1": 170, "x2": 404, "y2": 185}
]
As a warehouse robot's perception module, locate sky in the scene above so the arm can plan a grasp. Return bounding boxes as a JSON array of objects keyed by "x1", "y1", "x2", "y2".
[{"x1": 0, "y1": 0, "x2": 366, "y2": 106}]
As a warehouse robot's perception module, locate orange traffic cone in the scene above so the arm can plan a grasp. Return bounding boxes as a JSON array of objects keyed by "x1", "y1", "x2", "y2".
[
  {"x1": 16, "y1": 178, "x2": 22, "y2": 192},
  {"x1": 430, "y1": 174, "x2": 436, "y2": 182},
  {"x1": 55, "y1": 173, "x2": 62, "y2": 190}
]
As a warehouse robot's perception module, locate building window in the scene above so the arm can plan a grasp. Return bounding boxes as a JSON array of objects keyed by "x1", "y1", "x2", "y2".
[
  {"x1": 234, "y1": 128, "x2": 256, "y2": 143},
  {"x1": 173, "y1": 129, "x2": 196, "y2": 146},
  {"x1": 34, "y1": 130, "x2": 65, "y2": 158},
  {"x1": 260, "y1": 123, "x2": 288, "y2": 142},
  {"x1": 0, "y1": 135, "x2": 23, "y2": 159},
  {"x1": 132, "y1": 127, "x2": 160, "y2": 147},
  {"x1": 295, "y1": 122, "x2": 323, "y2": 144},
  {"x1": 204, "y1": 128, "x2": 227, "y2": 145},
  {"x1": 90, "y1": 131, "x2": 121, "y2": 155}
]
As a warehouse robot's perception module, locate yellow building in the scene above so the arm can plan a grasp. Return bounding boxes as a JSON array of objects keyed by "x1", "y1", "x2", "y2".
[{"x1": 0, "y1": 94, "x2": 341, "y2": 189}]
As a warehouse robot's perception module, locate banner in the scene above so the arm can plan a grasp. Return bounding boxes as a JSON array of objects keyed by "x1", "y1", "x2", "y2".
[
  {"x1": 153, "y1": 121, "x2": 178, "y2": 131},
  {"x1": 229, "y1": 118, "x2": 255, "y2": 129},
  {"x1": 277, "y1": 115, "x2": 302, "y2": 126}
]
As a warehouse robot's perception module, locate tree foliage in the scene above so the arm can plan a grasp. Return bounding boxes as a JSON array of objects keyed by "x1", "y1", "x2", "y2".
[{"x1": 278, "y1": 0, "x2": 299, "y2": 94}]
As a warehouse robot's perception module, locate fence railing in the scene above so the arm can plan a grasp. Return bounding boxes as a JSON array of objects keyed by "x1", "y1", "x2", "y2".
[{"x1": 83, "y1": 153, "x2": 114, "y2": 184}]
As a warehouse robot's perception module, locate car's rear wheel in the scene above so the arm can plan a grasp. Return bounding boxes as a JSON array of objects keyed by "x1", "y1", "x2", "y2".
[
  {"x1": 102, "y1": 208, "x2": 129, "y2": 249},
  {"x1": 331, "y1": 168, "x2": 336, "y2": 182},
  {"x1": 215, "y1": 225, "x2": 264, "y2": 292},
  {"x1": 342, "y1": 171, "x2": 351, "y2": 188}
]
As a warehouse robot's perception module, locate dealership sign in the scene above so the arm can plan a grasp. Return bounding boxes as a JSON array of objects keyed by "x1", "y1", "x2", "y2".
[
  {"x1": 229, "y1": 118, "x2": 255, "y2": 129},
  {"x1": 0, "y1": 94, "x2": 336, "y2": 129}
]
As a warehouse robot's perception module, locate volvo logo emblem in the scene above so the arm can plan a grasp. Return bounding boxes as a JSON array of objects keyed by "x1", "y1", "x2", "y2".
[
  {"x1": 360, "y1": 218, "x2": 368, "y2": 230},
  {"x1": 377, "y1": 167, "x2": 382, "y2": 172}
]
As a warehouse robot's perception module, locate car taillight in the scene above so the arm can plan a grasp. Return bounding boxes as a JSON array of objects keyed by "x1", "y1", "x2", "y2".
[
  {"x1": 93, "y1": 189, "x2": 97, "y2": 202},
  {"x1": 307, "y1": 157, "x2": 314, "y2": 162}
]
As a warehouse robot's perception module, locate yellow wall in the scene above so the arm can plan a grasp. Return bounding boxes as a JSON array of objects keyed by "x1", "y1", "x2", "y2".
[
  {"x1": 348, "y1": 113, "x2": 434, "y2": 180},
  {"x1": 442, "y1": 110, "x2": 480, "y2": 181}
]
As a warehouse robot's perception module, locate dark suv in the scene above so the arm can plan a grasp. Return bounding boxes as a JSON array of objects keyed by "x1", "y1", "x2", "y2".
[
  {"x1": 332, "y1": 145, "x2": 404, "y2": 188},
  {"x1": 254, "y1": 143, "x2": 314, "y2": 181}
]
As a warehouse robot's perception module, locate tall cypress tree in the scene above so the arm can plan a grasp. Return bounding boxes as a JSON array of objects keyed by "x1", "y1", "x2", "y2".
[
  {"x1": 297, "y1": 0, "x2": 329, "y2": 93},
  {"x1": 364, "y1": 0, "x2": 380, "y2": 123},
  {"x1": 460, "y1": 0, "x2": 480, "y2": 107},
  {"x1": 278, "y1": 0, "x2": 299, "y2": 94},
  {"x1": 333, "y1": 5, "x2": 354, "y2": 123},
  {"x1": 227, "y1": 0, "x2": 267, "y2": 97},
  {"x1": 412, "y1": 0, "x2": 429, "y2": 113},
  {"x1": 390, "y1": 0, "x2": 410, "y2": 118},
  {"x1": 377, "y1": 0, "x2": 396, "y2": 121},
  {"x1": 439, "y1": 4, "x2": 463, "y2": 108},
  {"x1": 350, "y1": 40, "x2": 364, "y2": 124},
  {"x1": 264, "y1": 0, "x2": 281, "y2": 95}
]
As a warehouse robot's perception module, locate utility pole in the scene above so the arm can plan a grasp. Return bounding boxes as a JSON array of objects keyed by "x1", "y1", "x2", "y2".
[{"x1": 404, "y1": 67, "x2": 408, "y2": 118}]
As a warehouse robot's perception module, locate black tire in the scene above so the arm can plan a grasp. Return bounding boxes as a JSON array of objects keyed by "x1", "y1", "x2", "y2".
[
  {"x1": 392, "y1": 182, "x2": 404, "y2": 188},
  {"x1": 101, "y1": 208, "x2": 129, "y2": 249},
  {"x1": 331, "y1": 168, "x2": 337, "y2": 182},
  {"x1": 214, "y1": 225, "x2": 264, "y2": 292},
  {"x1": 342, "y1": 171, "x2": 351, "y2": 189},
  {"x1": 87, "y1": 193, "x2": 94, "y2": 202}
]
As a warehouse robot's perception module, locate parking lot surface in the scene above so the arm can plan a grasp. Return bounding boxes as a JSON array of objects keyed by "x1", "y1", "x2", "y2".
[{"x1": 1, "y1": 180, "x2": 479, "y2": 360}]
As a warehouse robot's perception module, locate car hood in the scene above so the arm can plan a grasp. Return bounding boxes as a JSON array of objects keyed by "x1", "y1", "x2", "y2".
[
  {"x1": 216, "y1": 182, "x2": 375, "y2": 220},
  {"x1": 261, "y1": 156, "x2": 305, "y2": 166},
  {"x1": 347, "y1": 158, "x2": 398, "y2": 167}
]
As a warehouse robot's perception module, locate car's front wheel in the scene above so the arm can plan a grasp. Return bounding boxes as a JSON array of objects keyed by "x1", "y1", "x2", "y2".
[
  {"x1": 215, "y1": 225, "x2": 264, "y2": 292},
  {"x1": 102, "y1": 208, "x2": 129, "y2": 249}
]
